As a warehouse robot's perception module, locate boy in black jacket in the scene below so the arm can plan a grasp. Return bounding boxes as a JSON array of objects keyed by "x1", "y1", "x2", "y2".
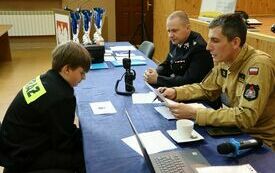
[{"x1": 0, "y1": 41, "x2": 91, "y2": 173}]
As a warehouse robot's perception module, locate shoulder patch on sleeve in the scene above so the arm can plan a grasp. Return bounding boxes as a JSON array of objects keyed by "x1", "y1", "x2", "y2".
[
  {"x1": 243, "y1": 84, "x2": 259, "y2": 101},
  {"x1": 22, "y1": 75, "x2": 47, "y2": 104},
  {"x1": 248, "y1": 67, "x2": 259, "y2": 75}
]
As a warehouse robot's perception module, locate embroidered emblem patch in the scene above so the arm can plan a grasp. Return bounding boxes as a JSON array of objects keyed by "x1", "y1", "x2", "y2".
[
  {"x1": 238, "y1": 73, "x2": 245, "y2": 82},
  {"x1": 221, "y1": 69, "x2": 227, "y2": 78},
  {"x1": 248, "y1": 67, "x2": 259, "y2": 75},
  {"x1": 243, "y1": 84, "x2": 259, "y2": 101}
]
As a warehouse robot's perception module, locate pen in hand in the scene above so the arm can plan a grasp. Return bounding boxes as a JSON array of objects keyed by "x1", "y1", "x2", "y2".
[
  {"x1": 152, "y1": 95, "x2": 158, "y2": 103},
  {"x1": 152, "y1": 88, "x2": 166, "y2": 103}
]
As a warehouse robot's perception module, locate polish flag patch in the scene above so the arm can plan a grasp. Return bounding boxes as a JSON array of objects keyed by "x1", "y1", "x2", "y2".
[{"x1": 248, "y1": 67, "x2": 259, "y2": 75}]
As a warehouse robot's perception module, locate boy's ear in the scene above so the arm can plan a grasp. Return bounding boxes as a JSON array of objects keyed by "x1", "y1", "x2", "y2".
[{"x1": 60, "y1": 65, "x2": 70, "y2": 74}]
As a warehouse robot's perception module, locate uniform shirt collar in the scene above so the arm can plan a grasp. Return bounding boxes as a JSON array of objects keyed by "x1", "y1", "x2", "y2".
[
  {"x1": 177, "y1": 31, "x2": 194, "y2": 49},
  {"x1": 48, "y1": 69, "x2": 74, "y2": 91},
  {"x1": 177, "y1": 43, "x2": 183, "y2": 48},
  {"x1": 227, "y1": 44, "x2": 250, "y2": 72}
]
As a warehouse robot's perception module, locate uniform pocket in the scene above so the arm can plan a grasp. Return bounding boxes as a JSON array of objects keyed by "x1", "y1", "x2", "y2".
[
  {"x1": 236, "y1": 83, "x2": 244, "y2": 97},
  {"x1": 234, "y1": 83, "x2": 245, "y2": 105}
]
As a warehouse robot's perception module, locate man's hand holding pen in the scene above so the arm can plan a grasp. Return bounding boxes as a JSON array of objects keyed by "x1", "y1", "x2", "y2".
[
  {"x1": 157, "y1": 87, "x2": 176, "y2": 100},
  {"x1": 157, "y1": 87, "x2": 197, "y2": 119}
]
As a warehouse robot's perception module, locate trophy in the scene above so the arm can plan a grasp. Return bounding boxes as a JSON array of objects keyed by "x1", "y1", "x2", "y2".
[
  {"x1": 81, "y1": 10, "x2": 93, "y2": 45},
  {"x1": 69, "y1": 9, "x2": 81, "y2": 43},
  {"x1": 92, "y1": 8, "x2": 106, "y2": 44}
]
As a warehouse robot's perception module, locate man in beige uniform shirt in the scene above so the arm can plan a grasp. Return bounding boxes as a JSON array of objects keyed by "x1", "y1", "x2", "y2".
[{"x1": 159, "y1": 14, "x2": 275, "y2": 150}]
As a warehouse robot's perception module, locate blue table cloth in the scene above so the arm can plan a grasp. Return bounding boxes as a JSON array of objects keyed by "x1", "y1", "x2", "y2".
[{"x1": 75, "y1": 42, "x2": 275, "y2": 173}]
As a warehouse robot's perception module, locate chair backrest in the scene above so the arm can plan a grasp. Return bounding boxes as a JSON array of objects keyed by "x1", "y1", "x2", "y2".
[{"x1": 138, "y1": 41, "x2": 155, "y2": 59}]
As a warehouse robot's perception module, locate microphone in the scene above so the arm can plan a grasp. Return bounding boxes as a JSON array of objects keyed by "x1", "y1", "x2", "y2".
[
  {"x1": 271, "y1": 24, "x2": 275, "y2": 33},
  {"x1": 217, "y1": 138, "x2": 263, "y2": 156}
]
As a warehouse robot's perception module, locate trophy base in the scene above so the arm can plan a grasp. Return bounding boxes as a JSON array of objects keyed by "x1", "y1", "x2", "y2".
[
  {"x1": 93, "y1": 33, "x2": 104, "y2": 45},
  {"x1": 83, "y1": 33, "x2": 92, "y2": 45}
]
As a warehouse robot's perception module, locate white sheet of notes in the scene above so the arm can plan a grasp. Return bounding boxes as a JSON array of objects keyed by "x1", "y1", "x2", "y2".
[
  {"x1": 89, "y1": 101, "x2": 117, "y2": 115},
  {"x1": 196, "y1": 164, "x2": 257, "y2": 173},
  {"x1": 110, "y1": 46, "x2": 136, "y2": 51},
  {"x1": 122, "y1": 130, "x2": 177, "y2": 156},
  {"x1": 132, "y1": 92, "x2": 161, "y2": 104}
]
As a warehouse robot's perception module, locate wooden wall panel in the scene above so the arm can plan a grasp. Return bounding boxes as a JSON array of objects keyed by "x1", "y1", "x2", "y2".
[
  {"x1": 246, "y1": 34, "x2": 275, "y2": 58},
  {"x1": 189, "y1": 18, "x2": 208, "y2": 40},
  {"x1": 153, "y1": 0, "x2": 175, "y2": 63},
  {"x1": 154, "y1": 0, "x2": 275, "y2": 64},
  {"x1": 175, "y1": 0, "x2": 275, "y2": 16},
  {"x1": 62, "y1": 0, "x2": 116, "y2": 41},
  {"x1": 175, "y1": 0, "x2": 201, "y2": 17},
  {"x1": 189, "y1": 18, "x2": 275, "y2": 60},
  {"x1": 236, "y1": 0, "x2": 275, "y2": 16}
]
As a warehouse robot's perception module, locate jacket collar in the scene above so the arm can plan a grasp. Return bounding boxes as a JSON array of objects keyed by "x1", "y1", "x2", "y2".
[{"x1": 222, "y1": 44, "x2": 253, "y2": 72}]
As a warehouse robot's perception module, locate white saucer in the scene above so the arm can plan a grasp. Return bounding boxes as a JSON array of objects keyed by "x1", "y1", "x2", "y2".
[{"x1": 167, "y1": 129, "x2": 204, "y2": 143}]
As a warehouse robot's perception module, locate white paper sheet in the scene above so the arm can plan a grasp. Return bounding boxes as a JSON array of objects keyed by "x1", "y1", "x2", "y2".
[
  {"x1": 199, "y1": 0, "x2": 237, "y2": 17},
  {"x1": 110, "y1": 46, "x2": 136, "y2": 51},
  {"x1": 154, "y1": 102, "x2": 208, "y2": 120},
  {"x1": 115, "y1": 55, "x2": 146, "y2": 61},
  {"x1": 115, "y1": 53, "x2": 136, "y2": 57},
  {"x1": 89, "y1": 101, "x2": 117, "y2": 115},
  {"x1": 154, "y1": 106, "x2": 176, "y2": 120},
  {"x1": 132, "y1": 92, "x2": 161, "y2": 104},
  {"x1": 196, "y1": 164, "x2": 257, "y2": 173},
  {"x1": 186, "y1": 103, "x2": 207, "y2": 109},
  {"x1": 122, "y1": 130, "x2": 177, "y2": 156},
  {"x1": 105, "y1": 49, "x2": 113, "y2": 54},
  {"x1": 104, "y1": 55, "x2": 116, "y2": 61}
]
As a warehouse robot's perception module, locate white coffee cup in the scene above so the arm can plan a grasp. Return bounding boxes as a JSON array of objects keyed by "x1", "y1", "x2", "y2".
[{"x1": 176, "y1": 119, "x2": 194, "y2": 139}]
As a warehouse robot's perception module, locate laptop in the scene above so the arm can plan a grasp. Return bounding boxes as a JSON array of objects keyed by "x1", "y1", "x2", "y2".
[{"x1": 124, "y1": 110, "x2": 210, "y2": 173}]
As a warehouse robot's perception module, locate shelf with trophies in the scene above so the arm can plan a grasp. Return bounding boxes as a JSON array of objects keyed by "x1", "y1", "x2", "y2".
[{"x1": 54, "y1": 7, "x2": 106, "y2": 63}]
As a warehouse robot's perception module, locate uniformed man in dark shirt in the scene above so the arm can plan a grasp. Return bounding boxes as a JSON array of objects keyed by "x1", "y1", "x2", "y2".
[
  {"x1": 144, "y1": 10, "x2": 213, "y2": 87},
  {"x1": 0, "y1": 42, "x2": 91, "y2": 172}
]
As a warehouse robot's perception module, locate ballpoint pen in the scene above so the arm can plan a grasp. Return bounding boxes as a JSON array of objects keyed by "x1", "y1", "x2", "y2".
[
  {"x1": 152, "y1": 88, "x2": 167, "y2": 102},
  {"x1": 152, "y1": 95, "x2": 158, "y2": 102}
]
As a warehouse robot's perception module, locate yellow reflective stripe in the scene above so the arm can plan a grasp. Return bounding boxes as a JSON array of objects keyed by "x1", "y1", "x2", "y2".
[{"x1": 22, "y1": 75, "x2": 46, "y2": 104}]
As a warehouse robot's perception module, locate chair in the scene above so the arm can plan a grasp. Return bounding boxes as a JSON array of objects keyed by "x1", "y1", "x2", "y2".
[{"x1": 138, "y1": 41, "x2": 155, "y2": 59}]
